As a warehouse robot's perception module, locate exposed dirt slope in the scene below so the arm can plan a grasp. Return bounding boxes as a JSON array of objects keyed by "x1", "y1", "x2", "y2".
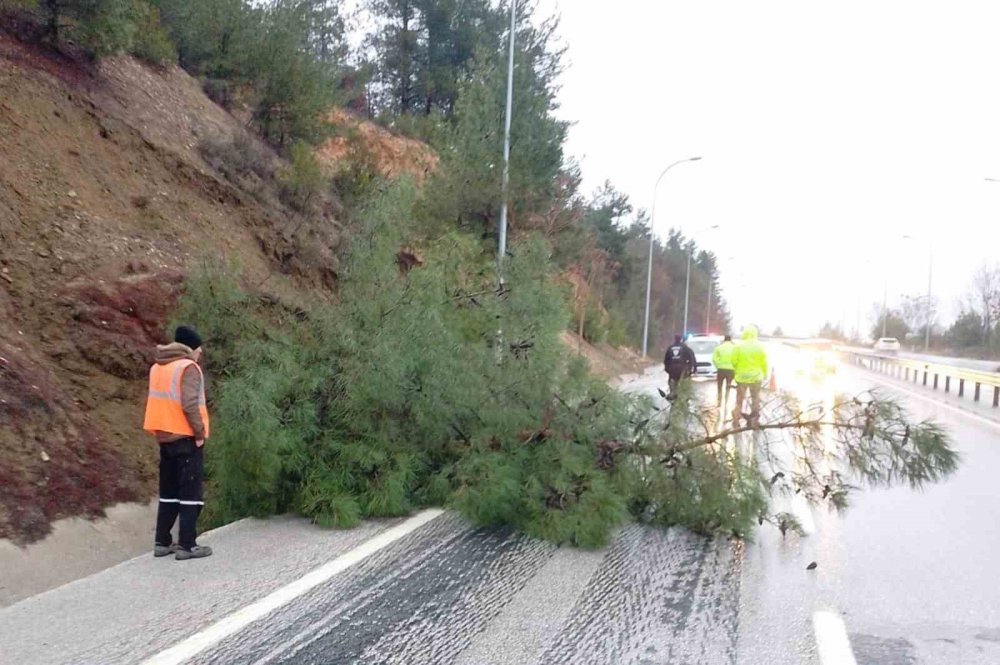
[
  {"x1": 560, "y1": 331, "x2": 646, "y2": 382},
  {"x1": 317, "y1": 109, "x2": 438, "y2": 181},
  {"x1": 0, "y1": 31, "x2": 346, "y2": 542}
]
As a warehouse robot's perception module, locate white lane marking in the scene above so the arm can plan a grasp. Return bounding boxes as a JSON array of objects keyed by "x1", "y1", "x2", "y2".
[
  {"x1": 861, "y1": 372, "x2": 1000, "y2": 433},
  {"x1": 141, "y1": 509, "x2": 445, "y2": 665},
  {"x1": 812, "y1": 609, "x2": 858, "y2": 665}
]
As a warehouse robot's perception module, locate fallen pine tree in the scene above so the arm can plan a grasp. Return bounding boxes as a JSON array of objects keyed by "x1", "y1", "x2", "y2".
[{"x1": 173, "y1": 184, "x2": 958, "y2": 547}]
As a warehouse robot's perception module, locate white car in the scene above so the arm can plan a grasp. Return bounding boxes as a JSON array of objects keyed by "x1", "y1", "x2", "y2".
[
  {"x1": 686, "y1": 335, "x2": 724, "y2": 377},
  {"x1": 873, "y1": 337, "x2": 901, "y2": 354}
]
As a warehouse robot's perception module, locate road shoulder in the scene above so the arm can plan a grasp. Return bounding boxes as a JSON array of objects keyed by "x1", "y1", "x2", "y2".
[
  {"x1": 0, "y1": 514, "x2": 401, "y2": 665},
  {"x1": 0, "y1": 499, "x2": 158, "y2": 608}
]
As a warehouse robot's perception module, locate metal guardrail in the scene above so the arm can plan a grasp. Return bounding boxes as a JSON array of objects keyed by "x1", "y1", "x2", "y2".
[{"x1": 844, "y1": 349, "x2": 1000, "y2": 408}]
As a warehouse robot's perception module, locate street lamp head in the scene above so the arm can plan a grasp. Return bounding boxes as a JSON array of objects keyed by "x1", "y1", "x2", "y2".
[{"x1": 689, "y1": 156, "x2": 703, "y2": 162}]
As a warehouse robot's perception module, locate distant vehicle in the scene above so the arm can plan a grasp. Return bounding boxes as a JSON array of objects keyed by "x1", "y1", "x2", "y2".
[
  {"x1": 685, "y1": 334, "x2": 724, "y2": 377},
  {"x1": 873, "y1": 337, "x2": 901, "y2": 354}
]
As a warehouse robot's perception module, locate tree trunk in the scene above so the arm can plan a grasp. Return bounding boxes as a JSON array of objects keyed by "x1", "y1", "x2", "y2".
[
  {"x1": 45, "y1": 0, "x2": 60, "y2": 43},
  {"x1": 400, "y1": 1, "x2": 413, "y2": 114}
]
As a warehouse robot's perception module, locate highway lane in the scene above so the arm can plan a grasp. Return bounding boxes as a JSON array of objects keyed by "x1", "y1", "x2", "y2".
[
  {"x1": 837, "y1": 344, "x2": 1000, "y2": 374},
  {"x1": 898, "y1": 350, "x2": 999, "y2": 373},
  {"x1": 2, "y1": 360, "x2": 998, "y2": 665},
  {"x1": 737, "y1": 356, "x2": 1000, "y2": 665}
]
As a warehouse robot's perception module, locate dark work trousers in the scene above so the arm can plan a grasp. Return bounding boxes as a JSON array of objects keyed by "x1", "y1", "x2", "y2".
[
  {"x1": 716, "y1": 369, "x2": 735, "y2": 407},
  {"x1": 155, "y1": 438, "x2": 204, "y2": 550},
  {"x1": 666, "y1": 368, "x2": 687, "y2": 397}
]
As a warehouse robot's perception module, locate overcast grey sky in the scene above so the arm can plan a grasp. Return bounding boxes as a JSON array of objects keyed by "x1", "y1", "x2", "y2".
[{"x1": 535, "y1": 0, "x2": 1000, "y2": 337}]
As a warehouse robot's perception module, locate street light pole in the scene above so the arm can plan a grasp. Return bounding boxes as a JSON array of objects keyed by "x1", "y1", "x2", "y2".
[
  {"x1": 496, "y1": 0, "x2": 517, "y2": 283},
  {"x1": 641, "y1": 156, "x2": 701, "y2": 357},
  {"x1": 705, "y1": 282, "x2": 713, "y2": 332},
  {"x1": 494, "y1": 0, "x2": 516, "y2": 364},
  {"x1": 683, "y1": 246, "x2": 693, "y2": 335}
]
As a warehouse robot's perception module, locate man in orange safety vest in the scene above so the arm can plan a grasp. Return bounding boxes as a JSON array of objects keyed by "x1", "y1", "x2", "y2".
[{"x1": 143, "y1": 325, "x2": 213, "y2": 560}]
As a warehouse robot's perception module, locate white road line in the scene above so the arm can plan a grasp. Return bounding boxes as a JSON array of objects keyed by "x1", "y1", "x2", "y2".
[
  {"x1": 812, "y1": 610, "x2": 858, "y2": 665},
  {"x1": 141, "y1": 509, "x2": 445, "y2": 665},
  {"x1": 861, "y1": 372, "x2": 1000, "y2": 433}
]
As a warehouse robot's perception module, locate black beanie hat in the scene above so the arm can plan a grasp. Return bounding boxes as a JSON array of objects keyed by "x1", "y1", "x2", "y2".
[{"x1": 174, "y1": 325, "x2": 203, "y2": 350}]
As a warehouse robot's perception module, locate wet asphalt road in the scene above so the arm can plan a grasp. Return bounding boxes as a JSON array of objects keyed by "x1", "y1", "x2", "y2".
[
  {"x1": 840, "y1": 345, "x2": 1000, "y2": 374},
  {"x1": 734, "y1": 349, "x2": 1000, "y2": 665},
  {"x1": 192, "y1": 515, "x2": 740, "y2": 665},
  {"x1": 2, "y1": 354, "x2": 998, "y2": 665}
]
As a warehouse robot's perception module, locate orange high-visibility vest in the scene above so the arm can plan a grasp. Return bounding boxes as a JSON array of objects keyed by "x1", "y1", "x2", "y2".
[{"x1": 143, "y1": 358, "x2": 210, "y2": 438}]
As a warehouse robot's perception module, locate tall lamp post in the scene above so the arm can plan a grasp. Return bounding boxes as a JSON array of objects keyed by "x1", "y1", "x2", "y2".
[
  {"x1": 496, "y1": 0, "x2": 517, "y2": 284},
  {"x1": 641, "y1": 157, "x2": 702, "y2": 356},
  {"x1": 493, "y1": 0, "x2": 517, "y2": 364}
]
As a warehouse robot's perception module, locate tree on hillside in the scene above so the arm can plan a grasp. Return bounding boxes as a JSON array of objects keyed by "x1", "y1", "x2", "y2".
[
  {"x1": 152, "y1": 0, "x2": 350, "y2": 147},
  {"x1": 947, "y1": 310, "x2": 984, "y2": 350},
  {"x1": 305, "y1": 0, "x2": 347, "y2": 64},
  {"x1": 582, "y1": 182, "x2": 633, "y2": 263},
  {"x1": 900, "y1": 293, "x2": 937, "y2": 342},
  {"x1": 967, "y1": 263, "x2": 1000, "y2": 346},
  {"x1": 366, "y1": 0, "x2": 421, "y2": 115},
  {"x1": 871, "y1": 306, "x2": 908, "y2": 341},
  {"x1": 572, "y1": 239, "x2": 619, "y2": 344},
  {"x1": 251, "y1": 0, "x2": 343, "y2": 146},
  {"x1": 420, "y1": 6, "x2": 566, "y2": 233},
  {"x1": 10, "y1": 0, "x2": 174, "y2": 59},
  {"x1": 416, "y1": 0, "x2": 506, "y2": 115},
  {"x1": 365, "y1": 0, "x2": 506, "y2": 118},
  {"x1": 818, "y1": 321, "x2": 845, "y2": 341},
  {"x1": 151, "y1": 0, "x2": 261, "y2": 77}
]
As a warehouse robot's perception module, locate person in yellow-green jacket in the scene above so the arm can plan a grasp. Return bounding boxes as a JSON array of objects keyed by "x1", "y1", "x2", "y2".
[
  {"x1": 731, "y1": 325, "x2": 768, "y2": 427},
  {"x1": 712, "y1": 334, "x2": 736, "y2": 408}
]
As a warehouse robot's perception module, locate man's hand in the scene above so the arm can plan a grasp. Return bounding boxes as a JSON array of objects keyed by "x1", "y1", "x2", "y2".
[{"x1": 195, "y1": 438, "x2": 205, "y2": 448}]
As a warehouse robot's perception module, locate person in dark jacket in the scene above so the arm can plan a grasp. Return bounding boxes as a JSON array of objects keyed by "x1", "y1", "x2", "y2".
[{"x1": 663, "y1": 334, "x2": 696, "y2": 400}]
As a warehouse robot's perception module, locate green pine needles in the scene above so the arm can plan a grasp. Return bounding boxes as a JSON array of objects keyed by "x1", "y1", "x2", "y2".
[{"x1": 175, "y1": 183, "x2": 959, "y2": 547}]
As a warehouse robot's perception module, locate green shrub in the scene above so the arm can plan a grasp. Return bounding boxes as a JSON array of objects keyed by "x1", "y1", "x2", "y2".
[
  {"x1": 202, "y1": 78, "x2": 234, "y2": 109},
  {"x1": 198, "y1": 132, "x2": 275, "y2": 197},
  {"x1": 277, "y1": 141, "x2": 325, "y2": 212},
  {"x1": 129, "y1": 3, "x2": 176, "y2": 65},
  {"x1": 330, "y1": 139, "x2": 381, "y2": 216}
]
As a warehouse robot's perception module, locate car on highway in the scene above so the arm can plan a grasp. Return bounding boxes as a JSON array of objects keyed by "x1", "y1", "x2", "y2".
[
  {"x1": 873, "y1": 337, "x2": 901, "y2": 354},
  {"x1": 685, "y1": 334, "x2": 724, "y2": 377}
]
